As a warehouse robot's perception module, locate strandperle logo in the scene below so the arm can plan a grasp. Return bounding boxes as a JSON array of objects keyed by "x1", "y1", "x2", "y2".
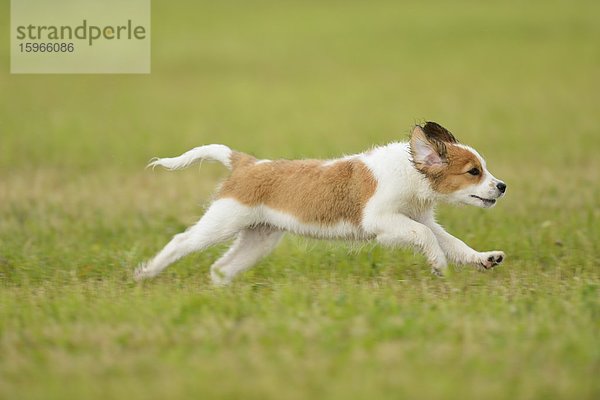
[
  {"x1": 11, "y1": 0, "x2": 151, "y2": 74},
  {"x1": 15, "y1": 19, "x2": 148, "y2": 46}
]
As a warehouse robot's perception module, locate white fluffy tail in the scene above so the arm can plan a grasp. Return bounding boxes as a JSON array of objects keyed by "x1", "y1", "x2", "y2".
[{"x1": 148, "y1": 144, "x2": 233, "y2": 171}]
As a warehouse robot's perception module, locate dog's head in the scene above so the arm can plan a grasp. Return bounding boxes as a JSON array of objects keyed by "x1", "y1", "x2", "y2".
[{"x1": 410, "y1": 121, "x2": 506, "y2": 208}]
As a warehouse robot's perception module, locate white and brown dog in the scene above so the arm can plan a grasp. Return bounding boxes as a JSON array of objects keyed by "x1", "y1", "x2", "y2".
[{"x1": 135, "y1": 122, "x2": 506, "y2": 285}]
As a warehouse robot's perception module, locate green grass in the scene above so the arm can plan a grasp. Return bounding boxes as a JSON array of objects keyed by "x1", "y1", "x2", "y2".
[{"x1": 1, "y1": 0, "x2": 599, "y2": 399}]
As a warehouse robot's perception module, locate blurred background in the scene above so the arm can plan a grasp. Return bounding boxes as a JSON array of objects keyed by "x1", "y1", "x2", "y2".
[{"x1": 1, "y1": 0, "x2": 598, "y2": 168}]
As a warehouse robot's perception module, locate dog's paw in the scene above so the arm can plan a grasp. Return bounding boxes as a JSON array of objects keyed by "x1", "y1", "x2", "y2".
[
  {"x1": 475, "y1": 251, "x2": 505, "y2": 270},
  {"x1": 210, "y1": 268, "x2": 232, "y2": 287},
  {"x1": 133, "y1": 263, "x2": 150, "y2": 282}
]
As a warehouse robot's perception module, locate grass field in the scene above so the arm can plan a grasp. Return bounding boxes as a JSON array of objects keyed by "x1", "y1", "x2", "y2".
[{"x1": 1, "y1": 1, "x2": 599, "y2": 399}]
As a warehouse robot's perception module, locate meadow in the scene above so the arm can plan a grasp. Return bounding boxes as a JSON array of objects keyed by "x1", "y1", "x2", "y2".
[{"x1": 0, "y1": 1, "x2": 599, "y2": 399}]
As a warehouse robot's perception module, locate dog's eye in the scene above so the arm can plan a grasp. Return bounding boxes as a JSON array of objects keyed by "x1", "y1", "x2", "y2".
[{"x1": 467, "y1": 168, "x2": 480, "y2": 176}]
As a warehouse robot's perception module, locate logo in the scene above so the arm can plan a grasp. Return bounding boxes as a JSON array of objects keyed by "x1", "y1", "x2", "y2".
[{"x1": 11, "y1": 0, "x2": 151, "y2": 74}]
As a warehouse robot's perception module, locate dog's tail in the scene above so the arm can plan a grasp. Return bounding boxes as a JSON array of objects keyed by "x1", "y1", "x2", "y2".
[{"x1": 147, "y1": 144, "x2": 236, "y2": 171}]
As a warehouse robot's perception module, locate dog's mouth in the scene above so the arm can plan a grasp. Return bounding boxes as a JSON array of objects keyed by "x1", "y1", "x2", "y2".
[{"x1": 470, "y1": 195, "x2": 496, "y2": 206}]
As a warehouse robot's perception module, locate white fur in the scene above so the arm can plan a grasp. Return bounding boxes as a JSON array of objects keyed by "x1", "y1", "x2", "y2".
[
  {"x1": 135, "y1": 140, "x2": 505, "y2": 284},
  {"x1": 147, "y1": 144, "x2": 232, "y2": 170},
  {"x1": 259, "y1": 205, "x2": 370, "y2": 240}
]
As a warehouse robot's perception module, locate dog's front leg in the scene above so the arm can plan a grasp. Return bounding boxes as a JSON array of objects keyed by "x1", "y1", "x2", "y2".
[
  {"x1": 418, "y1": 212, "x2": 505, "y2": 270},
  {"x1": 366, "y1": 214, "x2": 448, "y2": 275}
]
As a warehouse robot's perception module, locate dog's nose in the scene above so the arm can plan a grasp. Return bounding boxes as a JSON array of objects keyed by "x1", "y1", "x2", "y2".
[{"x1": 496, "y1": 182, "x2": 507, "y2": 193}]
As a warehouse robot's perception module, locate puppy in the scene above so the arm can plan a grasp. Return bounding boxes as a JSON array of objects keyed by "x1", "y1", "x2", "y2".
[{"x1": 135, "y1": 122, "x2": 506, "y2": 285}]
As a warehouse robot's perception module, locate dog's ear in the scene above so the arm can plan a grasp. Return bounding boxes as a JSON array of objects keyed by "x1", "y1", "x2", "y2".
[
  {"x1": 410, "y1": 125, "x2": 447, "y2": 167},
  {"x1": 422, "y1": 121, "x2": 458, "y2": 143}
]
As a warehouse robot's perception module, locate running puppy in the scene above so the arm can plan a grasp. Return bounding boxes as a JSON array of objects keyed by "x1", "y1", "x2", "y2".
[{"x1": 135, "y1": 122, "x2": 507, "y2": 285}]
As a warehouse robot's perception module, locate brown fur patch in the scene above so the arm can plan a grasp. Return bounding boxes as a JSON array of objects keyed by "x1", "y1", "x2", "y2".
[
  {"x1": 423, "y1": 144, "x2": 484, "y2": 193},
  {"x1": 410, "y1": 123, "x2": 483, "y2": 194},
  {"x1": 217, "y1": 156, "x2": 377, "y2": 226},
  {"x1": 230, "y1": 151, "x2": 257, "y2": 169}
]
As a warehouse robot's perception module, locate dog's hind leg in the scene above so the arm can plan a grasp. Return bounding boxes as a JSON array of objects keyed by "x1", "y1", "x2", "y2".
[
  {"x1": 134, "y1": 199, "x2": 252, "y2": 281},
  {"x1": 210, "y1": 225, "x2": 284, "y2": 286}
]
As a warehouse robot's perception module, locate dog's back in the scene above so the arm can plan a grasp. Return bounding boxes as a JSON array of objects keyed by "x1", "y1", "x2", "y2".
[{"x1": 218, "y1": 156, "x2": 377, "y2": 227}]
